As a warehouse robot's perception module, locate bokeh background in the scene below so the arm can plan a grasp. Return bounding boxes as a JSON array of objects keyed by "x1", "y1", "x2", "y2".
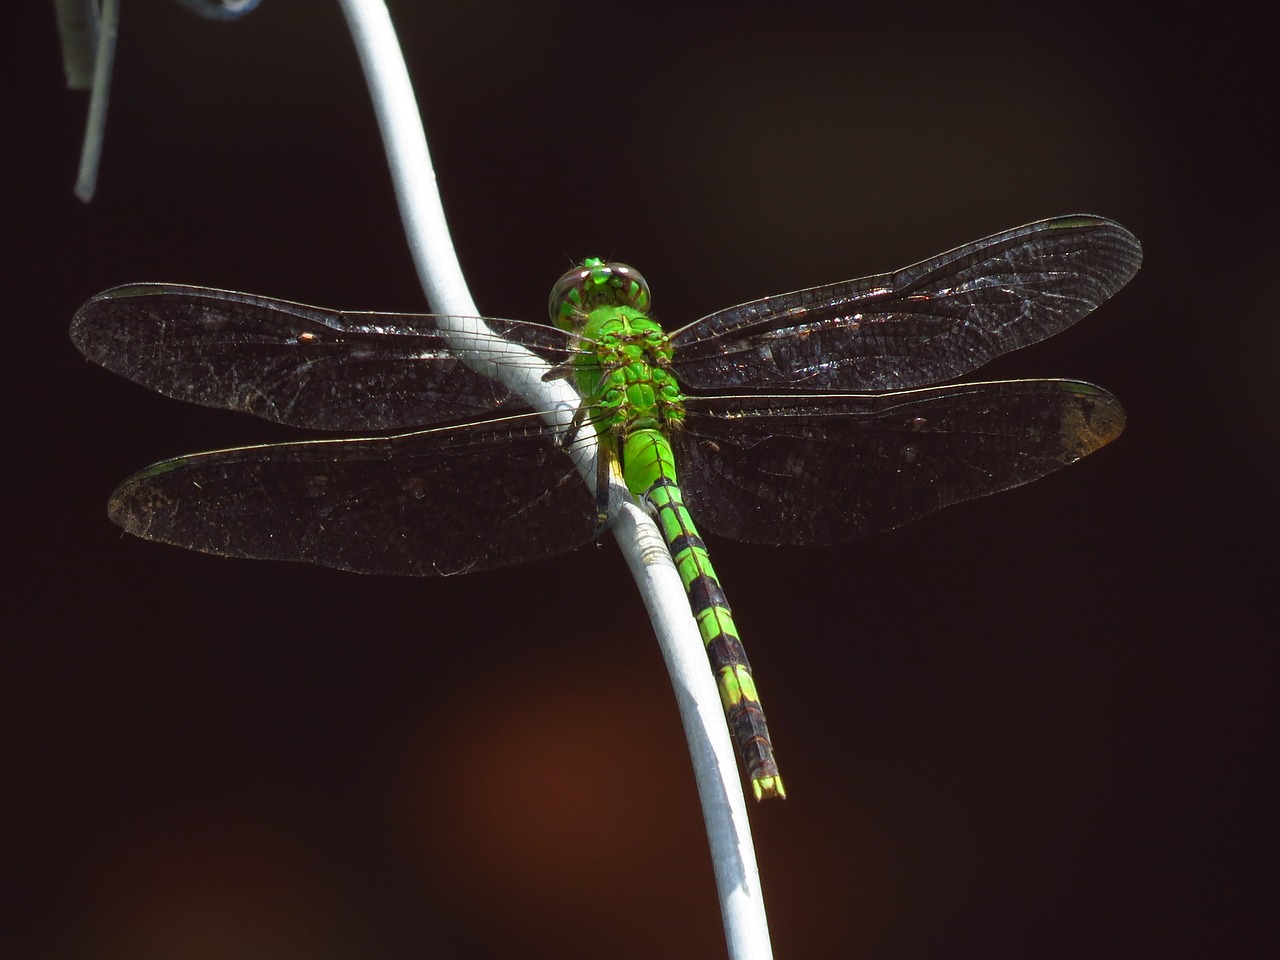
[{"x1": 5, "y1": 1, "x2": 1273, "y2": 958}]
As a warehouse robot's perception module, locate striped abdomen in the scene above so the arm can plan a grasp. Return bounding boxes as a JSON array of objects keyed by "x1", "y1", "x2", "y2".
[{"x1": 623, "y1": 428, "x2": 784, "y2": 799}]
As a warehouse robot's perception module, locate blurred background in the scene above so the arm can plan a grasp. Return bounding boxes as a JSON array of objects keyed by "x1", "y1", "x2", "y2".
[{"x1": 5, "y1": 1, "x2": 1273, "y2": 957}]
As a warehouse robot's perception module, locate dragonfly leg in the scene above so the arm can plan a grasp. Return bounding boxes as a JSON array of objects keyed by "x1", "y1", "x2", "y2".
[
  {"x1": 540, "y1": 358, "x2": 577, "y2": 383},
  {"x1": 590, "y1": 442, "x2": 620, "y2": 537}
]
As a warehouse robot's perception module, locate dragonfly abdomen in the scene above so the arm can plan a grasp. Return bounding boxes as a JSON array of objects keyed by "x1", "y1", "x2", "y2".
[{"x1": 623, "y1": 428, "x2": 785, "y2": 800}]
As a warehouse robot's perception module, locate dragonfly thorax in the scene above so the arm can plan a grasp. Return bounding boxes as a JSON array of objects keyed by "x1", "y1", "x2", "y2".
[
  {"x1": 596, "y1": 360, "x2": 685, "y2": 434},
  {"x1": 576, "y1": 306, "x2": 685, "y2": 435}
]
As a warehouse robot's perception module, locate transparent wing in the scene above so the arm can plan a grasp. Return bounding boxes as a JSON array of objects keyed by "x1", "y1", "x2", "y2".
[
  {"x1": 669, "y1": 216, "x2": 1141, "y2": 391},
  {"x1": 108, "y1": 413, "x2": 598, "y2": 576},
  {"x1": 71, "y1": 284, "x2": 584, "y2": 431},
  {"x1": 676, "y1": 380, "x2": 1124, "y2": 544}
]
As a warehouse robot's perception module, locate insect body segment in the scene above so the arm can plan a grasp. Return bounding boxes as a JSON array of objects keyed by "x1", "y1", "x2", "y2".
[
  {"x1": 633, "y1": 434, "x2": 785, "y2": 799},
  {"x1": 551, "y1": 258, "x2": 784, "y2": 798},
  {"x1": 549, "y1": 257, "x2": 651, "y2": 328}
]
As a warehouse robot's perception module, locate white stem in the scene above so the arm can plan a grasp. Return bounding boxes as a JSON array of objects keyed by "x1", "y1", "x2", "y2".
[
  {"x1": 74, "y1": 0, "x2": 119, "y2": 202},
  {"x1": 335, "y1": 1, "x2": 772, "y2": 957},
  {"x1": 613, "y1": 502, "x2": 775, "y2": 960},
  {"x1": 53, "y1": 0, "x2": 100, "y2": 89}
]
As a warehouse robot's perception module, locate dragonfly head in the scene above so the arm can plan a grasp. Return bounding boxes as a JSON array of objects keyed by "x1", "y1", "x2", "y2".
[{"x1": 549, "y1": 258, "x2": 650, "y2": 330}]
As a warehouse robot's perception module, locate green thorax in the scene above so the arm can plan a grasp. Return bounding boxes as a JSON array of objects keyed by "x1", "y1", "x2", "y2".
[{"x1": 549, "y1": 259, "x2": 687, "y2": 495}]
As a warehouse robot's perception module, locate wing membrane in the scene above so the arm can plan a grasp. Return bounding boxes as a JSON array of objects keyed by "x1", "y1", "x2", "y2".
[
  {"x1": 677, "y1": 380, "x2": 1124, "y2": 544},
  {"x1": 669, "y1": 216, "x2": 1141, "y2": 391},
  {"x1": 72, "y1": 284, "x2": 583, "y2": 431},
  {"x1": 108, "y1": 413, "x2": 597, "y2": 576}
]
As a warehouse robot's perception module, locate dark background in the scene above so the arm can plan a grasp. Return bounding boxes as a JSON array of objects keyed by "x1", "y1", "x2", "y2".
[{"x1": 5, "y1": 2, "x2": 1273, "y2": 958}]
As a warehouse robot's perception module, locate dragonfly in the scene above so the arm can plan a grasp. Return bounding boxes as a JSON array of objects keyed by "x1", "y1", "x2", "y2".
[{"x1": 71, "y1": 214, "x2": 1141, "y2": 800}]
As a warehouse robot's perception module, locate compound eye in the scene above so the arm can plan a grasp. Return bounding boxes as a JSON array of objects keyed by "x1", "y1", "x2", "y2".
[
  {"x1": 548, "y1": 263, "x2": 591, "y2": 326},
  {"x1": 548, "y1": 258, "x2": 651, "y2": 327}
]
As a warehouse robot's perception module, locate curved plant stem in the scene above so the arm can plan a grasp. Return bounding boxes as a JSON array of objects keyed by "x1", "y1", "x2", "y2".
[
  {"x1": 53, "y1": 0, "x2": 100, "y2": 89},
  {"x1": 73, "y1": 0, "x2": 118, "y2": 202},
  {"x1": 335, "y1": 1, "x2": 773, "y2": 956}
]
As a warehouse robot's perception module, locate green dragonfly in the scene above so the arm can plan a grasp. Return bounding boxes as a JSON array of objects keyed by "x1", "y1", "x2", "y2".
[{"x1": 71, "y1": 215, "x2": 1141, "y2": 800}]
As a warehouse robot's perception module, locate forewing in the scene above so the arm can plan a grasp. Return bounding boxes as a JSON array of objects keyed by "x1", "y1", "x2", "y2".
[
  {"x1": 669, "y1": 216, "x2": 1141, "y2": 391},
  {"x1": 71, "y1": 284, "x2": 581, "y2": 430},
  {"x1": 108, "y1": 413, "x2": 598, "y2": 576},
  {"x1": 677, "y1": 382, "x2": 1124, "y2": 544}
]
